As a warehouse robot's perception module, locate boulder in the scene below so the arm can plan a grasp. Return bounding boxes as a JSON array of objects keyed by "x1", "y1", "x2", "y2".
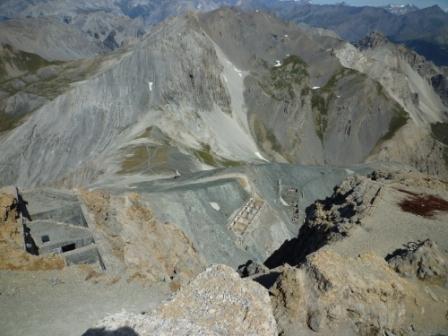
[
  {"x1": 387, "y1": 239, "x2": 448, "y2": 285},
  {"x1": 85, "y1": 264, "x2": 278, "y2": 336}
]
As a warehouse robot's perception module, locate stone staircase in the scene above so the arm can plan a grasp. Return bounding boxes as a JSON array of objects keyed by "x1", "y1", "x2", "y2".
[{"x1": 229, "y1": 197, "x2": 265, "y2": 236}]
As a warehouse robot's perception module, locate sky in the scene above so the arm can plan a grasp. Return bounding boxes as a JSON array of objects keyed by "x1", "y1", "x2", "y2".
[{"x1": 310, "y1": 0, "x2": 448, "y2": 9}]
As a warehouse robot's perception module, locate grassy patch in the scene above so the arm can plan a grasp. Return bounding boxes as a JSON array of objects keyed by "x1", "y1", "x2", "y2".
[
  {"x1": 253, "y1": 118, "x2": 282, "y2": 154},
  {"x1": 431, "y1": 122, "x2": 448, "y2": 146},
  {"x1": 0, "y1": 112, "x2": 23, "y2": 133},
  {"x1": 443, "y1": 147, "x2": 448, "y2": 167},
  {"x1": 218, "y1": 159, "x2": 243, "y2": 168},
  {"x1": 271, "y1": 55, "x2": 308, "y2": 88},
  {"x1": 261, "y1": 55, "x2": 309, "y2": 100},
  {"x1": 323, "y1": 68, "x2": 360, "y2": 92},
  {"x1": 312, "y1": 93, "x2": 329, "y2": 141},
  {"x1": 194, "y1": 144, "x2": 217, "y2": 166},
  {"x1": 381, "y1": 105, "x2": 409, "y2": 142},
  {"x1": 375, "y1": 81, "x2": 387, "y2": 98},
  {"x1": 431, "y1": 122, "x2": 448, "y2": 167},
  {"x1": 119, "y1": 146, "x2": 149, "y2": 174},
  {"x1": 0, "y1": 44, "x2": 60, "y2": 83},
  {"x1": 193, "y1": 144, "x2": 243, "y2": 167},
  {"x1": 311, "y1": 67, "x2": 367, "y2": 141}
]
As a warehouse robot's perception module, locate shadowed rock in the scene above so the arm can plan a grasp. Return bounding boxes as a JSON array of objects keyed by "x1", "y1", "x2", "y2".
[
  {"x1": 387, "y1": 239, "x2": 448, "y2": 285},
  {"x1": 83, "y1": 327, "x2": 139, "y2": 336}
]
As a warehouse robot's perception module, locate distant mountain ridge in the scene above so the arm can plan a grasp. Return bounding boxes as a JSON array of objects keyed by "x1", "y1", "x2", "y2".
[
  {"x1": 240, "y1": 1, "x2": 448, "y2": 66},
  {"x1": 2, "y1": 0, "x2": 447, "y2": 65},
  {"x1": 383, "y1": 3, "x2": 419, "y2": 15}
]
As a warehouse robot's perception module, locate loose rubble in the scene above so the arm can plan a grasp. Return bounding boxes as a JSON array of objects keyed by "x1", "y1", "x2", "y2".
[{"x1": 85, "y1": 265, "x2": 278, "y2": 336}]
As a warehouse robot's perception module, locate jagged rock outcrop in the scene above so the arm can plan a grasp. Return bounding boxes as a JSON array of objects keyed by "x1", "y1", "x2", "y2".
[
  {"x1": 387, "y1": 239, "x2": 448, "y2": 285},
  {"x1": 270, "y1": 250, "x2": 448, "y2": 336},
  {"x1": 237, "y1": 259, "x2": 269, "y2": 278},
  {"x1": 265, "y1": 174, "x2": 380, "y2": 268},
  {"x1": 79, "y1": 190, "x2": 205, "y2": 285},
  {"x1": 432, "y1": 73, "x2": 448, "y2": 106},
  {"x1": 239, "y1": 169, "x2": 448, "y2": 335},
  {"x1": 356, "y1": 31, "x2": 390, "y2": 50},
  {"x1": 85, "y1": 264, "x2": 277, "y2": 335},
  {"x1": 0, "y1": 187, "x2": 18, "y2": 226},
  {"x1": 0, "y1": 188, "x2": 64, "y2": 270},
  {"x1": 265, "y1": 169, "x2": 448, "y2": 269}
]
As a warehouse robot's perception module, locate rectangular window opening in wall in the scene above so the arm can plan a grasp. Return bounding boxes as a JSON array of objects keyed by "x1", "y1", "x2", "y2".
[
  {"x1": 61, "y1": 243, "x2": 76, "y2": 253},
  {"x1": 41, "y1": 235, "x2": 50, "y2": 243}
]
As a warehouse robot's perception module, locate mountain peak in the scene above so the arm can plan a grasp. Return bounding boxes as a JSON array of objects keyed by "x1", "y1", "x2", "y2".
[
  {"x1": 384, "y1": 3, "x2": 418, "y2": 15},
  {"x1": 418, "y1": 4, "x2": 445, "y2": 15},
  {"x1": 356, "y1": 31, "x2": 390, "y2": 50}
]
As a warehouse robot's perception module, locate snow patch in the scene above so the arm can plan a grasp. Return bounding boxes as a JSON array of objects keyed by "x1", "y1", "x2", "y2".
[
  {"x1": 279, "y1": 196, "x2": 289, "y2": 207},
  {"x1": 233, "y1": 66, "x2": 243, "y2": 78},
  {"x1": 255, "y1": 151, "x2": 269, "y2": 162},
  {"x1": 345, "y1": 169, "x2": 355, "y2": 175},
  {"x1": 210, "y1": 202, "x2": 220, "y2": 211},
  {"x1": 274, "y1": 60, "x2": 282, "y2": 67},
  {"x1": 312, "y1": 86, "x2": 320, "y2": 90},
  {"x1": 148, "y1": 81, "x2": 154, "y2": 92}
]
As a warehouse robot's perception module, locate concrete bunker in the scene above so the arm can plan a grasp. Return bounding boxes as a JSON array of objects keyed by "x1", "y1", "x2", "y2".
[{"x1": 15, "y1": 188, "x2": 105, "y2": 270}]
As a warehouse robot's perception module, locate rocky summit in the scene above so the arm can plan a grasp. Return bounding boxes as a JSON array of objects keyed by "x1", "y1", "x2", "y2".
[{"x1": 0, "y1": 1, "x2": 447, "y2": 336}]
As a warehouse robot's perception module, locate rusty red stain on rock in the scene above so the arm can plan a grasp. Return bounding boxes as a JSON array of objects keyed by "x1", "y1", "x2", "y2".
[{"x1": 399, "y1": 192, "x2": 448, "y2": 218}]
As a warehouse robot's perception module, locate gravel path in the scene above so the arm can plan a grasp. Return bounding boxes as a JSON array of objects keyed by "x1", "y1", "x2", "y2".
[{"x1": 0, "y1": 267, "x2": 170, "y2": 336}]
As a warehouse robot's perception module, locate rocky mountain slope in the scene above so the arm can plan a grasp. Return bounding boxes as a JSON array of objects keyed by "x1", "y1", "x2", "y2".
[
  {"x1": 0, "y1": 17, "x2": 105, "y2": 61},
  {"x1": 0, "y1": 8, "x2": 446, "y2": 189},
  {"x1": 334, "y1": 32, "x2": 448, "y2": 177},
  {"x1": 1, "y1": 5, "x2": 448, "y2": 336},
  {"x1": 0, "y1": 0, "x2": 237, "y2": 22}
]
